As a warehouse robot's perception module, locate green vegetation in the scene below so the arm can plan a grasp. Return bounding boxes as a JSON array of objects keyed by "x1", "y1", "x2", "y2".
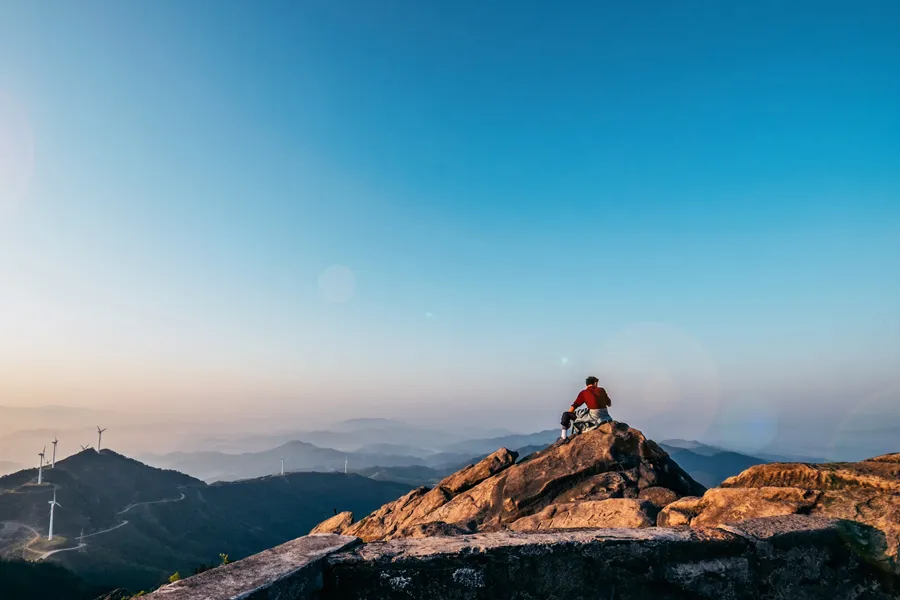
[{"x1": 0, "y1": 558, "x2": 108, "y2": 600}]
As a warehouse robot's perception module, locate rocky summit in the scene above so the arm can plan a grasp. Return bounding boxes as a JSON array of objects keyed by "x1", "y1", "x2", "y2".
[
  {"x1": 146, "y1": 424, "x2": 900, "y2": 600},
  {"x1": 659, "y1": 451, "x2": 900, "y2": 575},
  {"x1": 312, "y1": 421, "x2": 706, "y2": 541}
]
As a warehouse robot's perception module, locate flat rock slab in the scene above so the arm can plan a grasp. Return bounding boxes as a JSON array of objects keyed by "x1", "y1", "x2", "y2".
[
  {"x1": 326, "y1": 520, "x2": 897, "y2": 600},
  {"x1": 328, "y1": 527, "x2": 750, "y2": 599},
  {"x1": 331, "y1": 527, "x2": 739, "y2": 562},
  {"x1": 720, "y1": 514, "x2": 841, "y2": 541},
  {"x1": 146, "y1": 534, "x2": 359, "y2": 600}
]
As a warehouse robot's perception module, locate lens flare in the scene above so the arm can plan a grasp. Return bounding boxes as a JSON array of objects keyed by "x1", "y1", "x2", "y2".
[
  {"x1": 317, "y1": 265, "x2": 356, "y2": 303},
  {"x1": 592, "y1": 322, "x2": 721, "y2": 442}
]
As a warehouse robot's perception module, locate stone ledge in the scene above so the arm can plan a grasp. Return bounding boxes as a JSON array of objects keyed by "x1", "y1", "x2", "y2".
[
  {"x1": 145, "y1": 534, "x2": 359, "y2": 600},
  {"x1": 329, "y1": 526, "x2": 742, "y2": 562},
  {"x1": 143, "y1": 518, "x2": 898, "y2": 600},
  {"x1": 326, "y1": 519, "x2": 897, "y2": 599}
]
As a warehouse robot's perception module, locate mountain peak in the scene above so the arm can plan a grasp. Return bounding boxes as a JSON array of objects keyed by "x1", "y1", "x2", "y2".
[{"x1": 312, "y1": 421, "x2": 705, "y2": 541}]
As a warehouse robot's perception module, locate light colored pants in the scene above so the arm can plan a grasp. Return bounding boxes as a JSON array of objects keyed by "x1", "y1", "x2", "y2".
[{"x1": 574, "y1": 408, "x2": 612, "y2": 432}]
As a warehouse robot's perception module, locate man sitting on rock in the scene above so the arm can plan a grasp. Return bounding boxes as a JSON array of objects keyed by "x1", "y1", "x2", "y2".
[{"x1": 560, "y1": 376, "x2": 613, "y2": 439}]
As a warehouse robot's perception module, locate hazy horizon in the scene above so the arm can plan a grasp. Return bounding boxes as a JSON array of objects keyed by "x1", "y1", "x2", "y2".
[{"x1": 1, "y1": 3, "x2": 898, "y2": 464}]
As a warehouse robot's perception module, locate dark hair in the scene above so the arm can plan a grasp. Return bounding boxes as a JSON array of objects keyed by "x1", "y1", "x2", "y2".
[{"x1": 585, "y1": 376, "x2": 599, "y2": 386}]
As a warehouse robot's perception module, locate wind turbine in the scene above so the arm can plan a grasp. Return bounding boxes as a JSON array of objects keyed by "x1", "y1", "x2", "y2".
[
  {"x1": 51, "y1": 437, "x2": 59, "y2": 469},
  {"x1": 344, "y1": 456, "x2": 348, "y2": 475},
  {"x1": 96, "y1": 427, "x2": 106, "y2": 451},
  {"x1": 37, "y1": 446, "x2": 46, "y2": 484},
  {"x1": 48, "y1": 488, "x2": 61, "y2": 540},
  {"x1": 280, "y1": 458, "x2": 284, "y2": 476},
  {"x1": 80, "y1": 444, "x2": 90, "y2": 451}
]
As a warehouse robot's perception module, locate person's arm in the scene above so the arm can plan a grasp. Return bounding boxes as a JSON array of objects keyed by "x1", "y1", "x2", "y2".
[{"x1": 569, "y1": 391, "x2": 585, "y2": 413}]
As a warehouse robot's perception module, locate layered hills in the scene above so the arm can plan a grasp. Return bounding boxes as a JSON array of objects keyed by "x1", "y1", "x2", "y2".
[
  {"x1": 0, "y1": 449, "x2": 410, "y2": 592},
  {"x1": 141, "y1": 427, "x2": 771, "y2": 488},
  {"x1": 141, "y1": 440, "x2": 479, "y2": 483},
  {"x1": 658, "y1": 442, "x2": 771, "y2": 488}
]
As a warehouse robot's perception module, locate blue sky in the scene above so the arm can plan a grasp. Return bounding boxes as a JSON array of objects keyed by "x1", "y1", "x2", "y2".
[{"x1": 1, "y1": 1, "x2": 898, "y2": 454}]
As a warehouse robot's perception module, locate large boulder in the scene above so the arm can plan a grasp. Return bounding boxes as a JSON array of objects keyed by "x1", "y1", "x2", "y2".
[
  {"x1": 334, "y1": 448, "x2": 518, "y2": 541},
  {"x1": 310, "y1": 511, "x2": 354, "y2": 535},
  {"x1": 508, "y1": 499, "x2": 657, "y2": 531},
  {"x1": 638, "y1": 486, "x2": 680, "y2": 509},
  {"x1": 423, "y1": 421, "x2": 703, "y2": 533},
  {"x1": 658, "y1": 453, "x2": 900, "y2": 575},
  {"x1": 657, "y1": 496, "x2": 702, "y2": 527},
  {"x1": 312, "y1": 422, "x2": 705, "y2": 541},
  {"x1": 439, "y1": 448, "x2": 519, "y2": 495}
]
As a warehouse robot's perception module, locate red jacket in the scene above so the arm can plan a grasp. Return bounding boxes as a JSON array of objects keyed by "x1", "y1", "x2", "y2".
[{"x1": 573, "y1": 387, "x2": 612, "y2": 410}]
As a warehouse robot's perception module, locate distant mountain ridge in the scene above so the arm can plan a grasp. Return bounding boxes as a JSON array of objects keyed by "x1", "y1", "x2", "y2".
[
  {"x1": 440, "y1": 429, "x2": 560, "y2": 455},
  {"x1": 141, "y1": 429, "x2": 773, "y2": 489},
  {"x1": 141, "y1": 440, "x2": 478, "y2": 483},
  {"x1": 658, "y1": 446, "x2": 767, "y2": 488}
]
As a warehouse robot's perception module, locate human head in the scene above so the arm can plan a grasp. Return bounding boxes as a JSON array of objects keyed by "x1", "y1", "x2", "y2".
[{"x1": 585, "y1": 376, "x2": 599, "y2": 387}]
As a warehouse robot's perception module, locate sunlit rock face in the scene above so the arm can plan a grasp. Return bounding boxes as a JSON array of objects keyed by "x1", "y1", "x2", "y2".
[
  {"x1": 659, "y1": 453, "x2": 900, "y2": 575},
  {"x1": 312, "y1": 422, "x2": 704, "y2": 541}
]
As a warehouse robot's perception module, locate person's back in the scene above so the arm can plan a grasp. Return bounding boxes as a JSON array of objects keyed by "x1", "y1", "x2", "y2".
[{"x1": 560, "y1": 376, "x2": 613, "y2": 439}]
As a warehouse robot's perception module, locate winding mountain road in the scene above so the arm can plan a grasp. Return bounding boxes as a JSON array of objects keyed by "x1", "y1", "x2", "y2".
[
  {"x1": 1, "y1": 521, "x2": 42, "y2": 557},
  {"x1": 4, "y1": 488, "x2": 188, "y2": 562},
  {"x1": 79, "y1": 519, "x2": 131, "y2": 539},
  {"x1": 117, "y1": 491, "x2": 186, "y2": 515},
  {"x1": 37, "y1": 543, "x2": 86, "y2": 560},
  {"x1": 33, "y1": 520, "x2": 131, "y2": 561}
]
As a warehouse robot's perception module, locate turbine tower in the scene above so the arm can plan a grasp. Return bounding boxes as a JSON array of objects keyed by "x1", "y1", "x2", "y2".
[
  {"x1": 51, "y1": 437, "x2": 59, "y2": 468},
  {"x1": 96, "y1": 427, "x2": 107, "y2": 452},
  {"x1": 344, "y1": 457, "x2": 348, "y2": 475},
  {"x1": 280, "y1": 458, "x2": 284, "y2": 476},
  {"x1": 48, "y1": 488, "x2": 61, "y2": 540},
  {"x1": 37, "y1": 446, "x2": 46, "y2": 485}
]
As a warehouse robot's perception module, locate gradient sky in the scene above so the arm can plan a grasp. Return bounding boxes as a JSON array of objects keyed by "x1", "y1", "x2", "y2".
[{"x1": 1, "y1": 2, "x2": 898, "y2": 453}]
